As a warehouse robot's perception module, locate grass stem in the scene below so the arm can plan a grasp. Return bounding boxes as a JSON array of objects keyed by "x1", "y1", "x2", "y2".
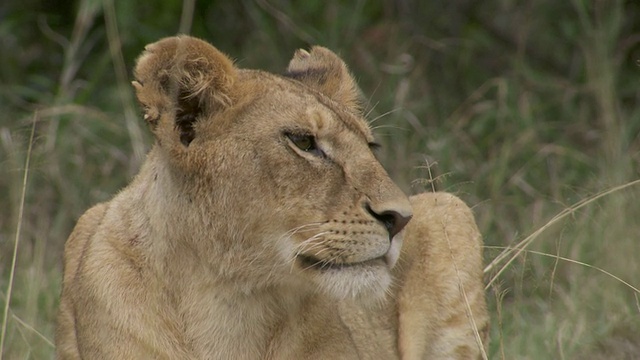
[{"x1": 0, "y1": 114, "x2": 37, "y2": 358}]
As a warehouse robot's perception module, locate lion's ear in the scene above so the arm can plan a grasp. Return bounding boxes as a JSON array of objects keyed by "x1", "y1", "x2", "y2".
[
  {"x1": 132, "y1": 36, "x2": 236, "y2": 146},
  {"x1": 285, "y1": 47, "x2": 362, "y2": 113}
]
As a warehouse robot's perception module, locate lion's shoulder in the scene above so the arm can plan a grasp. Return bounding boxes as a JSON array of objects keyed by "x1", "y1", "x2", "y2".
[{"x1": 62, "y1": 203, "x2": 108, "y2": 282}]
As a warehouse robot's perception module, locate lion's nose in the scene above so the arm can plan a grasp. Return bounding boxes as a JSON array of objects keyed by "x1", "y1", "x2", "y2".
[{"x1": 366, "y1": 204, "x2": 413, "y2": 239}]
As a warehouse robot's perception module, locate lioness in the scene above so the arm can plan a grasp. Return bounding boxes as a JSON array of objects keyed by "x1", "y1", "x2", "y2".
[{"x1": 56, "y1": 35, "x2": 489, "y2": 359}]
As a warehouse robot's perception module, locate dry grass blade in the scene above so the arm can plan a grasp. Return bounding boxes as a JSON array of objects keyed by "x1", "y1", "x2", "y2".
[
  {"x1": 11, "y1": 314, "x2": 54, "y2": 349},
  {"x1": 485, "y1": 246, "x2": 640, "y2": 294},
  {"x1": 254, "y1": 0, "x2": 316, "y2": 44},
  {"x1": 484, "y1": 179, "x2": 640, "y2": 289},
  {"x1": 103, "y1": 0, "x2": 146, "y2": 166},
  {"x1": 0, "y1": 114, "x2": 37, "y2": 357},
  {"x1": 178, "y1": 0, "x2": 196, "y2": 34},
  {"x1": 492, "y1": 286, "x2": 506, "y2": 360}
]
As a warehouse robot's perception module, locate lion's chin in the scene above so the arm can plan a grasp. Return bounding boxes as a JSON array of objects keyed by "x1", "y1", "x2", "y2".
[{"x1": 302, "y1": 258, "x2": 392, "y2": 303}]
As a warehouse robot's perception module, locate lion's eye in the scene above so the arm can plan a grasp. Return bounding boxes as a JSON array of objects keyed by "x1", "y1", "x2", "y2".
[
  {"x1": 289, "y1": 134, "x2": 314, "y2": 151},
  {"x1": 285, "y1": 132, "x2": 325, "y2": 157}
]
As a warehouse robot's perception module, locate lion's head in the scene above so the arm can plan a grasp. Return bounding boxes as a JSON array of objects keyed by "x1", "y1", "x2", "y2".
[{"x1": 131, "y1": 36, "x2": 412, "y2": 301}]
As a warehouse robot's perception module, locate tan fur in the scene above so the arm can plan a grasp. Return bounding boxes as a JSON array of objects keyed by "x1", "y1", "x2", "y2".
[{"x1": 56, "y1": 35, "x2": 489, "y2": 359}]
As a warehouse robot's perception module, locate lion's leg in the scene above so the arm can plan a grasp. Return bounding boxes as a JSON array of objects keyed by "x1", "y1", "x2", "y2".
[
  {"x1": 394, "y1": 192, "x2": 489, "y2": 360},
  {"x1": 55, "y1": 299, "x2": 80, "y2": 359}
]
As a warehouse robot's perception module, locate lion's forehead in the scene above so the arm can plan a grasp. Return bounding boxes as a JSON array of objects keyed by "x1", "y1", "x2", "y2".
[
  {"x1": 301, "y1": 103, "x2": 374, "y2": 144},
  {"x1": 238, "y1": 70, "x2": 374, "y2": 143}
]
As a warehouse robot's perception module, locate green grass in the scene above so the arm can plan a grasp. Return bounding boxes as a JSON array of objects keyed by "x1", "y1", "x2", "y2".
[{"x1": 1, "y1": 0, "x2": 639, "y2": 358}]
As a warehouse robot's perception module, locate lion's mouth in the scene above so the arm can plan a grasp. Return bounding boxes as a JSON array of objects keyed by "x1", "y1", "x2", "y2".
[{"x1": 297, "y1": 254, "x2": 384, "y2": 270}]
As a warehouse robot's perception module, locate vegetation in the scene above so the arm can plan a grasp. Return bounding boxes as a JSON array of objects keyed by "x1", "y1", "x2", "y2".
[{"x1": 1, "y1": 0, "x2": 639, "y2": 358}]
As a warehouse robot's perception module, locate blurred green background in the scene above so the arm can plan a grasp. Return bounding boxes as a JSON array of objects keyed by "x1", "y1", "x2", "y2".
[{"x1": 1, "y1": 0, "x2": 639, "y2": 358}]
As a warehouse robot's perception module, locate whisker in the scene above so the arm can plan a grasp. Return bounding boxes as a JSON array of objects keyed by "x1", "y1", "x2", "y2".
[
  {"x1": 260, "y1": 224, "x2": 326, "y2": 283},
  {"x1": 288, "y1": 231, "x2": 330, "y2": 273},
  {"x1": 370, "y1": 124, "x2": 409, "y2": 132},
  {"x1": 364, "y1": 99, "x2": 380, "y2": 119},
  {"x1": 362, "y1": 80, "x2": 382, "y2": 117},
  {"x1": 283, "y1": 222, "x2": 324, "y2": 237},
  {"x1": 369, "y1": 108, "x2": 401, "y2": 125}
]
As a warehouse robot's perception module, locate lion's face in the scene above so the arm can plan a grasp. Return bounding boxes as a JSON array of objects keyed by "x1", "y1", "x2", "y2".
[{"x1": 133, "y1": 36, "x2": 412, "y2": 300}]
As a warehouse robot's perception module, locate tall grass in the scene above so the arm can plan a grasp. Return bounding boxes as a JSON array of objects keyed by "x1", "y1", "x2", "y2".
[
  {"x1": 0, "y1": 115, "x2": 36, "y2": 356},
  {"x1": 1, "y1": 0, "x2": 639, "y2": 358}
]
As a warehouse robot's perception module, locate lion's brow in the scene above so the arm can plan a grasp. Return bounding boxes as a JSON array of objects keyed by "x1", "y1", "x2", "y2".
[
  {"x1": 337, "y1": 114, "x2": 374, "y2": 144},
  {"x1": 326, "y1": 110, "x2": 375, "y2": 147},
  {"x1": 309, "y1": 90, "x2": 373, "y2": 142}
]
